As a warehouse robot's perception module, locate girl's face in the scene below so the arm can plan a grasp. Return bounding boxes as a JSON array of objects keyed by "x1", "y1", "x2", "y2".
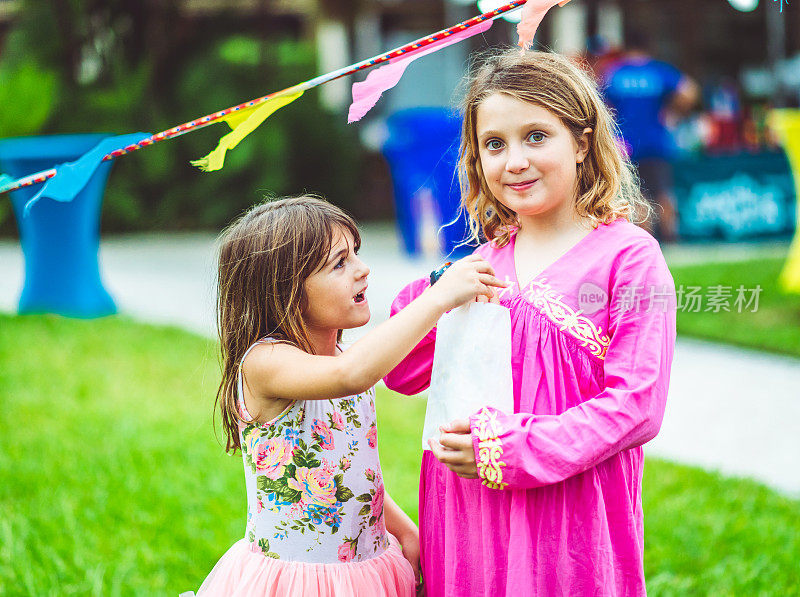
[
  {"x1": 303, "y1": 228, "x2": 371, "y2": 333},
  {"x1": 475, "y1": 93, "x2": 590, "y2": 225}
]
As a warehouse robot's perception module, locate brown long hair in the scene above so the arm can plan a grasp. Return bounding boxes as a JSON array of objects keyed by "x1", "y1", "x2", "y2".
[
  {"x1": 458, "y1": 49, "x2": 650, "y2": 247},
  {"x1": 215, "y1": 195, "x2": 361, "y2": 452}
]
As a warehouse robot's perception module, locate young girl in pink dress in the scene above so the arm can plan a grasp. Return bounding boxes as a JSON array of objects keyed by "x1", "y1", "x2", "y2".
[
  {"x1": 385, "y1": 51, "x2": 677, "y2": 596},
  {"x1": 188, "y1": 196, "x2": 507, "y2": 596}
]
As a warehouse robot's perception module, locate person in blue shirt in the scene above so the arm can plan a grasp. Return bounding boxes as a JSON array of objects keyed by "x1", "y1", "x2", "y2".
[{"x1": 602, "y1": 31, "x2": 698, "y2": 241}]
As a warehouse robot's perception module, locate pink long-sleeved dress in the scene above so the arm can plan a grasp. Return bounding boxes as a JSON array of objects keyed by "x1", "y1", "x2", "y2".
[{"x1": 384, "y1": 218, "x2": 676, "y2": 596}]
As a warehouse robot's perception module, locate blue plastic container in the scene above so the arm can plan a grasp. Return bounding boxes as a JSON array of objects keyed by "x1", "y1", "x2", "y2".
[
  {"x1": 383, "y1": 108, "x2": 472, "y2": 257},
  {"x1": 0, "y1": 134, "x2": 116, "y2": 318}
]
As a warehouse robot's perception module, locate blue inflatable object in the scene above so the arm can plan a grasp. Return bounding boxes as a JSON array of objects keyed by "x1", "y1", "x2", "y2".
[
  {"x1": 383, "y1": 108, "x2": 473, "y2": 257},
  {"x1": 0, "y1": 134, "x2": 117, "y2": 318}
]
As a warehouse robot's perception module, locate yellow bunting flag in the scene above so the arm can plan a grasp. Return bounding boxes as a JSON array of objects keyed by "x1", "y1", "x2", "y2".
[
  {"x1": 191, "y1": 90, "x2": 304, "y2": 172},
  {"x1": 770, "y1": 109, "x2": 800, "y2": 294}
]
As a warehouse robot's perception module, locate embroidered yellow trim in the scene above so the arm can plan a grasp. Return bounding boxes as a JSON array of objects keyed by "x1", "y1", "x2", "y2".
[
  {"x1": 474, "y1": 407, "x2": 507, "y2": 490},
  {"x1": 524, "y1": 278, "x2": 611, "y2": 360}
]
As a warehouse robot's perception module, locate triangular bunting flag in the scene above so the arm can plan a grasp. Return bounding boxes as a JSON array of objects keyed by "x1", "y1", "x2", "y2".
[
  {"x1": 191, "y1": 90, "x2": 304, "y2": 172},
  {"x1": 518, "y1": 0, "x2": 571, "y2": 52},
  {"x1": 23, "y1": 132, "x2": 151, "y2": 217},
  {"x1": 348, "y1": 19, "x2": 493, "y2": 123}
]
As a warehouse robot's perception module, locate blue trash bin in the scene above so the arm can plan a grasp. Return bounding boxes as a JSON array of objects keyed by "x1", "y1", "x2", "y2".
[
  {"x1": 383, "y1": 108, "x2": 472, "y2": 257},
  {"x1": 0, "y1": 133, "x2": 117, "y2": 318}
]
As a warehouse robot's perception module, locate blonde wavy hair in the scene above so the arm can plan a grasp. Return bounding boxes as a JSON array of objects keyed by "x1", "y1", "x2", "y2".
[
  {"x1": 215, "y1": 195, "x2": 361, "y2": 452},
  {"x1": 458, "y1": 49, "x2": 650, "y2": 247}
]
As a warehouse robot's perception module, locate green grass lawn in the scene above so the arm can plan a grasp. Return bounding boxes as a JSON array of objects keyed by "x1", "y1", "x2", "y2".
[
  {"x1": 670, "y1": 256, "x2": 800, "y2": 358},
  {"x1": 1, "y1": 314, "x2": 799, "y2": 596}
]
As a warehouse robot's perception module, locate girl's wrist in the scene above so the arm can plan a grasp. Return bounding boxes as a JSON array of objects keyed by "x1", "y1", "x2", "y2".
[
  {"x1": 384, "y1": 506, "x2": 419, "y2": 542},
  {"x1": 393, "y1": 524, "x2": 419, "y2": 545},
  {"x1": 429, "y1": 261, "x2": 453, "y2": 286},
  {"x1": 419, "y1": 284, "x2": 449, "y2": 316}
]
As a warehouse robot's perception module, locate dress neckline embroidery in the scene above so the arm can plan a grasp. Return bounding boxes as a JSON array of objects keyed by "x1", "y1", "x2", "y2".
[
  {"x1": 523, "y1": 278, "x2": 611, "y2": 360},
  {"x1": 492, "y1": 224, "x2": 618, "y2": 361}
]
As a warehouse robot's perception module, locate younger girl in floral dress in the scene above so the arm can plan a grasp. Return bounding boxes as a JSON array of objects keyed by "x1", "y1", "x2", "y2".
[{"x1": 187, "y1": 195, "x2": 506, "y2": 596}]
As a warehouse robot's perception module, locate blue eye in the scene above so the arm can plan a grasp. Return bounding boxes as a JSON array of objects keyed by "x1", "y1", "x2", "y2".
[
  {"x1": 527, "y1": 131, "x2": 546, "y2": 143},
  {"x1": 486, "y1": 139, "x2": 503, "y2": 151}
]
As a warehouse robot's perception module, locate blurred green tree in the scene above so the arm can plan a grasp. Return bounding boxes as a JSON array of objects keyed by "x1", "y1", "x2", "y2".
[{"x1": 0, "y1": 0, "x2": 361, "y2": 233}]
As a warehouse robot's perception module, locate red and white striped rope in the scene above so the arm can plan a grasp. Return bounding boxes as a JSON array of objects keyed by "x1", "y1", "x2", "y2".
[{"x1": 0, "y1": 0, "x2": 527, "y2": 196}]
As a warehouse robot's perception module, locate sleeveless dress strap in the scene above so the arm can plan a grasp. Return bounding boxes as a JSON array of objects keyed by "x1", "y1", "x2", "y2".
[{"x1": 237, "y1": 338, "x2": 276, "y2": 417}]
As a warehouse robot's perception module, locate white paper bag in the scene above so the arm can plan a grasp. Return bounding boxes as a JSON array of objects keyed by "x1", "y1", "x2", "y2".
[{"x1": 422, "y1": 301, "x2": 514, "y2": 450}]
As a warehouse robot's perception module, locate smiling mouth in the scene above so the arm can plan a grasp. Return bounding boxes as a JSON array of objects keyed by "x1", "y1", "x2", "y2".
[
  {"x1": 353, "y1": 291, "x2": 366, "y2": 304},
  {"x1": 506, "y1": 180, "x2": 538, "y2": 191}
]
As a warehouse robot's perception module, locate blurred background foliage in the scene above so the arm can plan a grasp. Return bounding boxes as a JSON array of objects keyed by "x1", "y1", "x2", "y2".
[{"x1": 0, "y1": 0, "x2": 363, "y2": 234}]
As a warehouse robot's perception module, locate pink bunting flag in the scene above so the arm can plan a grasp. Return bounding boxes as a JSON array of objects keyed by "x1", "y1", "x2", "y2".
[
  {"x1": 517, "y1": 0, "x2": 571, "y2": 52},
  {"x1": 348, "y1": 19, "x2": 493, "y2": 123}
]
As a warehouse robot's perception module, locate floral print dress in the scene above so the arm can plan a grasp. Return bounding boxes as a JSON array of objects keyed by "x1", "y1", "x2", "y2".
[
  {"x1": 190, "y1": 339, "x2": 414, "y2": 597},
  {"x1": 238, "y1": 341, "x2": 389, "y2": 563}
]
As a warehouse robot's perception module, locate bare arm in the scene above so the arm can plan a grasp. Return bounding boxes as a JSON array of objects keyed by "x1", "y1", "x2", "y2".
[
  {"x1": 245, "y1": 256, "x2": 508, "y2": 402},
  {"x1": 383, "y1": 492, "x2": 421, "y2": 584}
]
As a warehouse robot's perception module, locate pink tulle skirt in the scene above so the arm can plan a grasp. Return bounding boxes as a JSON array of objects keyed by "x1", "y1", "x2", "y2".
[{"x1": 184, "y1": 536, "x2": 415, "y2": 597}]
